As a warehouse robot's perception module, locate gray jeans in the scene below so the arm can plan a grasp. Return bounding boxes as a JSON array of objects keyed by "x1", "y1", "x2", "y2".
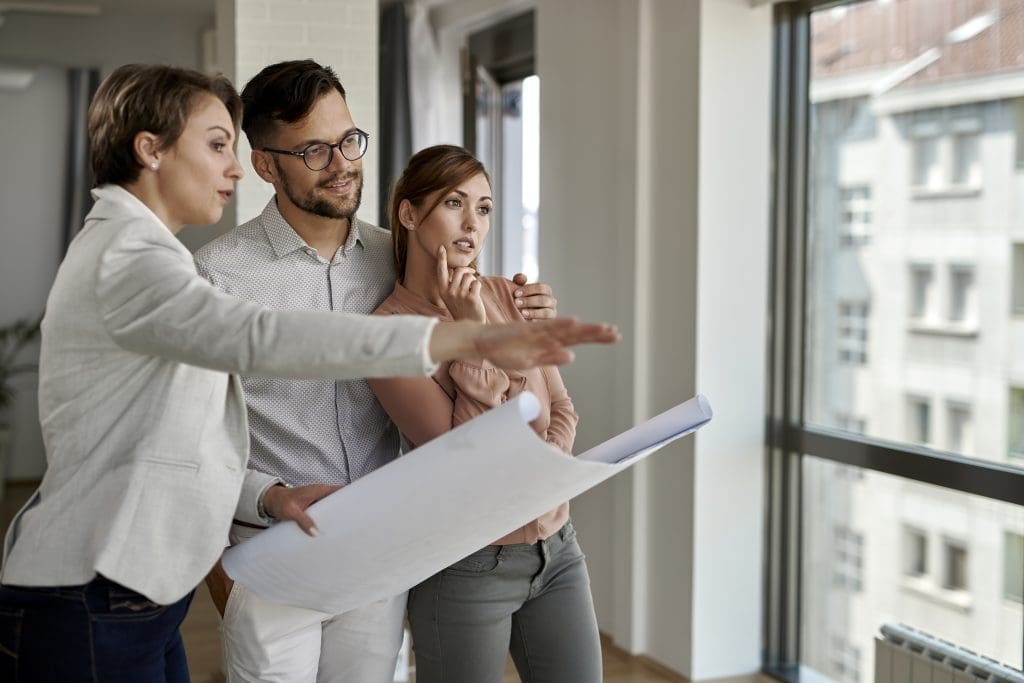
[{"x1": 407, "y1": 521, "x2": 602, "y2": 683}]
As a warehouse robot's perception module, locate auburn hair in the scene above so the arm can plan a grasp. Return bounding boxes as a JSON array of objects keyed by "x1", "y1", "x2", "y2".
[{"x1": 388, "y1": 145, "x2": 491, "y2": 281}]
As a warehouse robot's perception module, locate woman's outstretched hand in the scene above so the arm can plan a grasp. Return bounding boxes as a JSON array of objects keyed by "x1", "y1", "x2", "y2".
[
  {"x1": 436, "y1": 246, "x2": 486, "y2": 323},
  {"x1": 429, "y1": 318, "x2": 619, "y2": 370}
]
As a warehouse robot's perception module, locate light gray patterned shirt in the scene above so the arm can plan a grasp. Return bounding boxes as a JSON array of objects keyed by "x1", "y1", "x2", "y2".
[{"x1": 194, "y1": 198, "x2": 399, "y2": 487}]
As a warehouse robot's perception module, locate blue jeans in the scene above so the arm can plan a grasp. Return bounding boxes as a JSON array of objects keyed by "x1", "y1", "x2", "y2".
[{"x1": 0, "y1": 574, "x2": 194, "y2": 682}]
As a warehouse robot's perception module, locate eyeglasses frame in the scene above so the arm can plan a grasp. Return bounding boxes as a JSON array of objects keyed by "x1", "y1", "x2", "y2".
[{"x1": 262, "y1": 129, "x2": 370, "y2": 171}]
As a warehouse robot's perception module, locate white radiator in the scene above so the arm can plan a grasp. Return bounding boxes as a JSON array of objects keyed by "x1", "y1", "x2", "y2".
[{"x1": 875, "y1": 623, "x2": 1024, "y2": 683}]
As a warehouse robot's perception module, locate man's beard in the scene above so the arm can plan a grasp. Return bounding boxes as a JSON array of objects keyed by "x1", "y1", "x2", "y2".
[{"x1": 276, "y1": 160, "x2": 363, "y2": 220}]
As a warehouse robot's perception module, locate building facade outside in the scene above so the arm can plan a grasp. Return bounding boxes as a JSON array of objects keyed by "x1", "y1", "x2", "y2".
[{"x1": 801, "y1": 0, "x2": 1024, "y2": 679}]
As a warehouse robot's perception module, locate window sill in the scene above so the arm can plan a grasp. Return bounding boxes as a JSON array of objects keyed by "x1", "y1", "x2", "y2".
[
  {"x1": 910, "y1": 185, "x2": 982, "y2": 199},
  {"x1": 901, "y1": 576, "x2": 973, "y2": 612},
  {"x1": 907, "y1": 322, "x2": 979, "y2": 338}
]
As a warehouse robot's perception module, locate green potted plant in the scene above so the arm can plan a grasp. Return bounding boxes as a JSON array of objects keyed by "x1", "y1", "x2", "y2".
[{"x1": 0, "y1": 315, "x2": 43, "y2": 497}]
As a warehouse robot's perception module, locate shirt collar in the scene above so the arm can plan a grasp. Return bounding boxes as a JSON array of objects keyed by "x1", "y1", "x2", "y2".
[
  {"x1": 89, "y1": 184, "x2": 171, "y2": 230},
  {"x1": 260, "y1": 196, "x2": 365, "y2": 259}
]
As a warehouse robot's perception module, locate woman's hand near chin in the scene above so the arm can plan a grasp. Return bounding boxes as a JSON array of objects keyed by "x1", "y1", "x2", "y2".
[{"x1": 436, "y1": 246, "x2": 486, "y2": 323}]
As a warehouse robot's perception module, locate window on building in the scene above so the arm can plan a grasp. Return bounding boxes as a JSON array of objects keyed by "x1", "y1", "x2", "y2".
[
  {"x1": 839, "y1": 185, "x2": 872, "y2": 246},
  {"x1": 833, "y1": 525, "x2": 863, "y2": 592},
  {"x1": 1010, "y1": 388, "x2": 1024, "y2": 460},
  {"x1": 912, "y1": 136, "x2": 941, "y2": 189},
  {"x1": 946, "y1": 402, "x2": 973, "y2": 455},
  {"x1": 948, "y1": 265, "x2": 975, "y2": 324},
  {"x1": 835, "y1": 413, "x2": 866, "y2": 434},
  {"x1": 830, "y1": 635, "x2": 861, "y2": 683},
  {"x1": 903, "y1": 527, "x2": 928, "y2": 577},
  {"x1": 909, "y1": 264, "x2": 933, "y2": 321},
  {"x1": 942, "y1": 539, "x2": 968, "y2": 591},
  {"x1": 1013, "y1": 244, "x2": 1024, "y2": 316},
  {"x1": 1005, "y1": 532, "x2": 1024, "y2": 602},
  {"x1": 907, "y1": 396, "x2": 931, "y2": 446},
  {"x1": 838, "y1": 301, "x2": 869, "y2": 364},
  {"x1": 834, "y1": 415, "x2": 866, "y2": 480},
  {"x1": 1015, "y1": 98, "x2": 1024, "y2": 170},
  {"x1": 951, "y1": 133, "x2": 981, "y2": 187}
]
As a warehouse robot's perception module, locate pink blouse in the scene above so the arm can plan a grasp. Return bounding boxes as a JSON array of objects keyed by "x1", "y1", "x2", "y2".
[{"x1": 370, "y1": 276, "x2": 575, "y2": 545}]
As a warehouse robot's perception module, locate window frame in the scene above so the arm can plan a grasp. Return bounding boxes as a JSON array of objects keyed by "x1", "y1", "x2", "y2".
[{"x1": 764, "y1": 1, "x2": 1024, "y2": 679}]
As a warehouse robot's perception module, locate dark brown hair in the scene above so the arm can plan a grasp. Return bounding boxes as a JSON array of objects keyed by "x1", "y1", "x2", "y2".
[
  {"x1": 88, "y1": 64, "x2": 241, "y2": 186},
  {"x1": 389, "y1": 145, "x2": 492, "y2": 281},
  {"x1": 240, "y1": 60, "x2": 347, "y2": 149}
]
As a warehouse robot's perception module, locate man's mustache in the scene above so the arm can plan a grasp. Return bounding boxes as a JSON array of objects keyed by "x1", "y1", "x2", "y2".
[{"x1": 317, "y1": 173, "x2": 361, "y2": 188}]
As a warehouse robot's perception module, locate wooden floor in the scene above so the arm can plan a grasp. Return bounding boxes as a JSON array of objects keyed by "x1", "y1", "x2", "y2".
[
  {"x1": 182, "y1": 581, "x2": 688, "y2": 683},
  {"x1": 181, "y1": 584, "x2": 687, "y2": 683},
  {"x1": 1, "y1": 482, "x2": 762, "y2": 682}
]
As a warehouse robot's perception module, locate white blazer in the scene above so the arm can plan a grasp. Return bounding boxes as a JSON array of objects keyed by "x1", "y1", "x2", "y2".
[{"x1": 1, "y1": 185, "x2": 436, "y2": 604}]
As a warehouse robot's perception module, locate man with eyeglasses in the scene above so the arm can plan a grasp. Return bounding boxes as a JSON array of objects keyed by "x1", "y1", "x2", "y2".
[{"x1": 194, "y1": 60, "x2": 558, "y2": 682}]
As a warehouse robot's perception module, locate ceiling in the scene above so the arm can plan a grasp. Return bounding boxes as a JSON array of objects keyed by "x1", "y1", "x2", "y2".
[{"x1": 0, "y1": 0, "x2": 214, "y2": 19}]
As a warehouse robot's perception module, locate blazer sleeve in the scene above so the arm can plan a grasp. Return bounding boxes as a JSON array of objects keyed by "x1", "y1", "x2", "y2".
[{"x1": 95, "y1": 224, "x2": 437, "y2": 380}]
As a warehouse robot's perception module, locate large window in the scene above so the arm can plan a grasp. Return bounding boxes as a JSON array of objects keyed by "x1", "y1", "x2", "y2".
[
  {"x1": 766, "y1": 1, "x2": 1024, "y2": 680},
  {"x1": 464, "y1": 11, "x2": 540, "y2": 281}
]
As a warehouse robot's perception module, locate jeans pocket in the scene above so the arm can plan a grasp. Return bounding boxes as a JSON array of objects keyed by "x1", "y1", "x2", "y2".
[
  {"x1": 0, "y1": 606, "x2": 24, "y2": 680},
  {"x1": 445, "y1": 546, "x2": 503, "y2": 575},
  {"x1": 97, "y1": 587, "x2": 168, "y2": 622}
]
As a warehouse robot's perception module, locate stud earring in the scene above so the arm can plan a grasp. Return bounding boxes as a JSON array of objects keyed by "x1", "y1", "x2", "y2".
[{"x1": 150, "y1": 162, "x2": 159, "y2": 171}]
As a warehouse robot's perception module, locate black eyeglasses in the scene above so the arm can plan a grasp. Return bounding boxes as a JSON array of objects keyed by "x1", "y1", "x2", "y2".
[{"x1": 262, "y1": 129, "x2": 369, "y2": 171}]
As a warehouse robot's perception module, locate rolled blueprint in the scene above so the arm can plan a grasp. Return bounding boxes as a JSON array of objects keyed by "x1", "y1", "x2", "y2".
[
  {"x1": 577, "y1": 394, "x2": 712, "y2": 464},
  {"x1": 223, "y1": 391, "x2": 712, "y2": 614}
]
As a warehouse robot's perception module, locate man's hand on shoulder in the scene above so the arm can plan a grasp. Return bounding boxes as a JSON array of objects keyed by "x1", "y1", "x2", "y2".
[{"x1": 511, "y1": 273, "x2": 557, "y2": 320}]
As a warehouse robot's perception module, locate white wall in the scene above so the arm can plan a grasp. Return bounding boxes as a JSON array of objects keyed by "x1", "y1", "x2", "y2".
[
  {"x1": 225, "y1": 0, "x2": 381, "y2": 226},
  {"x1": 0, "y1": 66, "x2": 68, "y2": 480},
  {"x1": 692, "y1": 1, "x2": 771, "y2": 677},
  {"x1": 0, "y1": 7, "x2": 214, "y2": 478},
  {"x1": 538, "y1": 0, "x2": 771, "y2": 678},
  {"x1": 0, "y1": 10, "x2": 209, "y2": 75}
]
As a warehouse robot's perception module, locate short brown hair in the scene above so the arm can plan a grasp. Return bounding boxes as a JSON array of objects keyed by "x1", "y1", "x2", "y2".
[
  {"x1": 88, "y1": 64, "x2": 241, "y2": 186},
  {"x1": 240, "y1": 60, "x2": 346, "y2": 150},
  {"x1": 388, "y1": 145, "x2": 491, "y2": 281}
]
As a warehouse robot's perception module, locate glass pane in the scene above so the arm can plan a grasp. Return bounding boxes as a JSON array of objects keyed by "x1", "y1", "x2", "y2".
[
  {"x1": 474, "y1": 66, "x2": 501, "y2": 277},
  {"x1": 805, "y1": 0, "x2": 1024, "y2": 468},
  {"x1": 498, "y1": 75, "x2": 540, "y2": 281},
  {"x1": 801, "y1": 456, "x2": 1024, "y2": 681}
]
